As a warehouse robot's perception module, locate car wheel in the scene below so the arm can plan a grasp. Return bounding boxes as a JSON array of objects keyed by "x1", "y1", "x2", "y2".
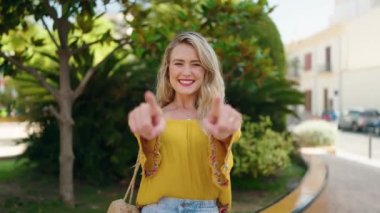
[{"x1": 352, "y1": 123, "x2": 359, "y2": 132}]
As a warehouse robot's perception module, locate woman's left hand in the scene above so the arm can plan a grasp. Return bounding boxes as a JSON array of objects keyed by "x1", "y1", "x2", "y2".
[{"x1": 202, "y1": 97, "x2": 242, "y2": 142}]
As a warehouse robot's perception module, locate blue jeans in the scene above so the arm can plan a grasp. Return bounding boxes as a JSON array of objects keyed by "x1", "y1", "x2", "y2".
[{"x1": 141, "y1": 197, "x2": 219, "y2": 213}]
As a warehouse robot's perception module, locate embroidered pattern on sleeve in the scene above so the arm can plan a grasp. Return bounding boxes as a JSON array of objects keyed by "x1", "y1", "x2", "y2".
[
  {"x1": 209, "y1": 137, "x2": 229, "y2": 187},
  {"x1": 142, "y1": 137, "x2": 161, "y2": 177}
]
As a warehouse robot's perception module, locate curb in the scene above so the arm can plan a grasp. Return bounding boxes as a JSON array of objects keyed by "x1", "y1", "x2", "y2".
[{"x1": 258, "y1": 152, "x2": 328, "y2": 213}]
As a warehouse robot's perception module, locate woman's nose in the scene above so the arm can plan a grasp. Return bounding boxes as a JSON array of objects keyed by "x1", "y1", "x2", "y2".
[{"x1": 182, "y1": 65, "x2": 192, "y2": 75}]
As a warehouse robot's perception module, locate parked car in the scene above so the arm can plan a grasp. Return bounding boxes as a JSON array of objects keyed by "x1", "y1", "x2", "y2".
[
  {"x1": 338, "y1": 108, "x2": 380, "y2": 132},
  {"x1": 366, "y1": 118, "x2": 380, "y2": 136}
]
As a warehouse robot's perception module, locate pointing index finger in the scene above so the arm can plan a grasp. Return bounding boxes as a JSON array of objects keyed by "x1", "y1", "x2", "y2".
[
  {"x1": 209, "y1": 97, "x2": 221, "y2": 123},
  {"x1": 144, "y1": 91, "x2": 162, "y2": 116}
]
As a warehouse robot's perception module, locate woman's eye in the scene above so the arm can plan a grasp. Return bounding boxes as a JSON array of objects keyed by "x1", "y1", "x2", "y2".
[
  {"x1": 174, "y1": 63, "x2": 183, "y2": 66},
  {"x1": 192, "y1": 64, "x2": 201, "y2": 67}
]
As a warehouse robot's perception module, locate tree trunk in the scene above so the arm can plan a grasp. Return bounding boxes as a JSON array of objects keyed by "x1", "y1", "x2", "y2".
[
  {"x1": 57, "y1": 47, "x2": 75, "y2": 206},
  {"x1": 59, "y1": 111, "x2": 75, "y2": 206}
]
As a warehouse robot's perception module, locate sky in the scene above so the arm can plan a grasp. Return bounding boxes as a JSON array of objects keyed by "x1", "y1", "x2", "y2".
[{"x1": 267, "y1": 0, "x2": 336, "y2": 44}]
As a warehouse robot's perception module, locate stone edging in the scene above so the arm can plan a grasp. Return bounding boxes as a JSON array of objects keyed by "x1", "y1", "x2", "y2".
[{"x1": 258, "y1": 152, "x2": 328, "y2": 213}]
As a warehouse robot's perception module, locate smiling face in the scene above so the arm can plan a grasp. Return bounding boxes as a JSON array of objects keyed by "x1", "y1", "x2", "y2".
[{"x1": 168, "y1": 43, "x2": 205, "y2": 97}]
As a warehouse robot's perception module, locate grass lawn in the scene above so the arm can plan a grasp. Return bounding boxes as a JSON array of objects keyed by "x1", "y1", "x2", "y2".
[
  {"x1": 0, "y1": 158, "x2": 306, "y2": 213},
  {"x1": 0, "y1": 159, "x2": 125, "y2": 213}
]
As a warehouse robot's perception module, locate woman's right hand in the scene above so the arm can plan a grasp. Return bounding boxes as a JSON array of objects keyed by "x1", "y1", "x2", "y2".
[{"x1": 127, "y1": 91, "x2": 166, "y2": 141}]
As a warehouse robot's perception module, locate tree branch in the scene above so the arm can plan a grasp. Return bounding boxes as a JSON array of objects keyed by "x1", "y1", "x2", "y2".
[
  {"x1": 43, "y1": 0, "x2": 58, "y2": 21},
  {"x1": 72, "y1": 40, "x2": 129, "y2": 100},
  {"x1": 41, "y1": 18, "x2": 60, "y2": 49},
  {"x1": 71, "y1": 38, "x2": 105, "y2": 55},
  {"x1": 44, "y1": 105, "x2": 62, "y2": 121},
  {"x1": 0, "y1": 51, "x2": 59, "y2": 100}
]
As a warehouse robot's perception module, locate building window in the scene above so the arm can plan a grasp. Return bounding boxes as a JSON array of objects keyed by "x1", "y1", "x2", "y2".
[
  {"x1": 289, "y1": 57, "x2": 300, "y2": 77},
  {"x1": 304, "y1": 53, "x2": 312, "y2": 71},
  {"x1": 325, "y1": 46, "x2": 331, "y2": 71},
  {"x1": 305, "y1": 90, "x2": 312, "y2": 112}
]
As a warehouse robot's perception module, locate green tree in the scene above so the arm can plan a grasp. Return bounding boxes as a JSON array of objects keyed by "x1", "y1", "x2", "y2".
[
  {"x1": 17, "y1": 52, "x2": 146, "y2": 184},
  {"x1": 129, "y1": 0, "x2": 303, "y2": 130},
  {"x1": 0, "y1": 0, "x2": 136, "y2": 205}
]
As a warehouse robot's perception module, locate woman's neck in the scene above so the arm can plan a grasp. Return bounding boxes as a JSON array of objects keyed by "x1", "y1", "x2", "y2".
[
  {"x1": 172, "y1": 94, "x2": 197, "y2": 110},
  {"x1": 163, "y1": 94, "x2": 198, "y2": 120}
]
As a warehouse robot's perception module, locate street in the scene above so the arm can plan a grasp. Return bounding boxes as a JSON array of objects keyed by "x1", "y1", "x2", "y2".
[{"x1": 336, "y1": 129, "x2": 380, "y2": 164}]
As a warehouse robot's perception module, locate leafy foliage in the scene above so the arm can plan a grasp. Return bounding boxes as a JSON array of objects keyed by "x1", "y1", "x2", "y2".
[
  {"x1": 0, "y1": 0, "x2": 152, "y2": 203},
  {"x1": 3, "y1": 0, "x2": 303, "y2": 184},
  {"x1": 128, "y1": 0, "x2": 304, "y2": 130},
  {"x1": 18, "y1": 51, "x2": 154, "y2": 183},
  {"x1": 232, "y1": 116, "x2": 294, "y2": 178}
]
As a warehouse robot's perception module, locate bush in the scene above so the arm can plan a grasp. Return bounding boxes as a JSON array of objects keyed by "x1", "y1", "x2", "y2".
[
  {"x1": 19, "y1": 56, "x2": 151, "y2": 184},
  {"x1": 232, "y1": 116, "x2": 294, "y2": 178},
  {"x1": 292, "y1": 119, "x2": 337, "y2": 147}
]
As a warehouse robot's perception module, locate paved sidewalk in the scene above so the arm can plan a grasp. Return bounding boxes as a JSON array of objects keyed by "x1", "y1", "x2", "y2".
[
  {"x1": 0, "y1": 122, "x2": 29, "y2": 140},
  {"x1": 0, "y1": 122, "x2": 30, "y2": 158},
  {"x1": 306, "y1": 154, "x2": 380, "y2": 213}
]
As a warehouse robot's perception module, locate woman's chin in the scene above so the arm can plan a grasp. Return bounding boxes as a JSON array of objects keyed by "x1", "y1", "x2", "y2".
[
  {"x1": 174, "y1": 88, "x2": 199, "y2": 96},
  {"x1": 172, "y1": 84, "x2": 201, "y2": 96}
]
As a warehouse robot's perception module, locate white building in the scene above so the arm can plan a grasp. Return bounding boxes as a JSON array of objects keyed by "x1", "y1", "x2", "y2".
[{"x1": 286, "y1": 0, "x2": 380, "y2": 118}]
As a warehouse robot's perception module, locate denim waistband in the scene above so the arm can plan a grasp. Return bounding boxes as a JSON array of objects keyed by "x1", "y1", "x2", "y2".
[{"x1": 159, "y1": 197, "x2": 217, "y2": 208}]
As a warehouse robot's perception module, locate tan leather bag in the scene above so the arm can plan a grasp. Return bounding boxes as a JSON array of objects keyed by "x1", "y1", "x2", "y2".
[{"x1": 107, "y1": 158, "x2": 140, "y2": 213}]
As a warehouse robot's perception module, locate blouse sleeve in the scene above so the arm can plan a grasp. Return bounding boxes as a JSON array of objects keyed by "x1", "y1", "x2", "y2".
[
  {"x1": 134, "y1": 134, "x2": 161, "y2": 178},
  {"x1": 209, "y1": 129, "x2": 241, "y2": 188}
]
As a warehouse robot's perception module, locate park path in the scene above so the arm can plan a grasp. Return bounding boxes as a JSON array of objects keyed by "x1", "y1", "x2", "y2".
[{"x1": 306, "y1": 154, "x2": 380, "y2": 213}]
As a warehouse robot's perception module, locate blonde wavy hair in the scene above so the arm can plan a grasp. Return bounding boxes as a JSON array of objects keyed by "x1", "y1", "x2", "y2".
[{"x1": 156, "y1": 32, "x2": 225, "y2": 119}]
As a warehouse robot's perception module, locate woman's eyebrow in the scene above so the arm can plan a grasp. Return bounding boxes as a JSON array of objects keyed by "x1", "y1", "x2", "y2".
[
  {"x1": 172, "y1": 59, "x2": 184, "y2": 62},
  {"x1": 172, "y1": 59, "x2": 201, "y2": 62}
]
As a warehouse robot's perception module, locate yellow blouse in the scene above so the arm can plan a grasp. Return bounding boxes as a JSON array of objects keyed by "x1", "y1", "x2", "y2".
[{"x1": 135, "y1": 119, "x2": 241, "y2": 211}]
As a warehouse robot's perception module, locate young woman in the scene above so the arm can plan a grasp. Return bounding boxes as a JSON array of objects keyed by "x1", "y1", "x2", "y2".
[{"x1": 127, "y1": 32, "x2": 242, "y2": 213}]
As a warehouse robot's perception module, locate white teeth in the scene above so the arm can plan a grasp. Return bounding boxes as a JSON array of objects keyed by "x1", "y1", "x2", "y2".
[{"x1": 179, "y1": 80, "x2": 194, "y2": 85}]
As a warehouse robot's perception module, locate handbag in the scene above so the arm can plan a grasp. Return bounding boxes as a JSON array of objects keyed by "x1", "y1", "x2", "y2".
[{"x1": 107, "y1": 157, "x2": 141, "y2": 213}]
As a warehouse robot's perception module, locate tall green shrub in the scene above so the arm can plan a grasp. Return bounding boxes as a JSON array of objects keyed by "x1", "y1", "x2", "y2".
[{"x1": 232, "y1": 116, "x2": 294, "y2": 178}]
